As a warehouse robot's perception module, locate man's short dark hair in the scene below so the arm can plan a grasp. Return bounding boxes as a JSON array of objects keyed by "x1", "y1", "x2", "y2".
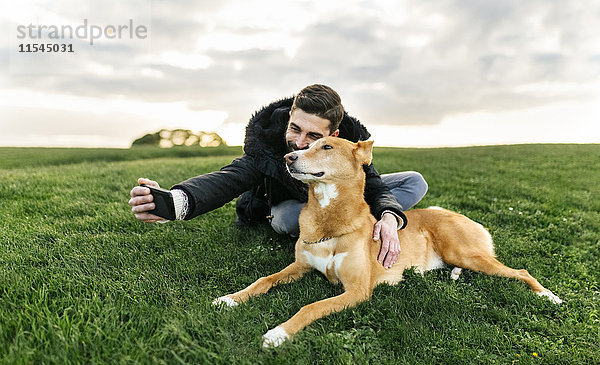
[{"x1": 291, "y1": 84, "x2": 345, "y2": 133}]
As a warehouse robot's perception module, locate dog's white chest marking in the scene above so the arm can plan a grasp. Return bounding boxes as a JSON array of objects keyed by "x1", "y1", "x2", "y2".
[
  {"x1": 304, "y1": 252, "x2": 332, "y2": 274},
  {"x1": 331, "y1": 252, "x2": 348, "y2": 277},
  {"x1": 303, "y1": 251, "x2": 348, "y2": 277},
  {"x1": 313, "y1": 183, "x2": 338, "y2": 208}
]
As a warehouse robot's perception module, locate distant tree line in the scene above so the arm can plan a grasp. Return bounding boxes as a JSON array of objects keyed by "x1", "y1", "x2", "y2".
[{"x1": 131, "y1": 129, "x2": 227, "y2": 148}]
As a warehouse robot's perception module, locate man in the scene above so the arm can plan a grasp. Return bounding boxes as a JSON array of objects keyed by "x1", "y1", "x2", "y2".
[{"x1": 129, "y1": 84, "x2": 428, "y2": 269}]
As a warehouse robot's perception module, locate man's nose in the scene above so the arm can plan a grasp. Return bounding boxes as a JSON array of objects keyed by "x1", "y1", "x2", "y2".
[
  {"x1": 295, "y1": 135, "x2": 310, "y2": 150},
  {"x1": 285, "y1": 152, "x2": 298, "y2": 165}
]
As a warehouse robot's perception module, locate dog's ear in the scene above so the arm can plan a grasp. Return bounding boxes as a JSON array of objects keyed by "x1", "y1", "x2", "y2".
[{"x1": 354, "y1": 140, "x2": 374, "y2": 165}]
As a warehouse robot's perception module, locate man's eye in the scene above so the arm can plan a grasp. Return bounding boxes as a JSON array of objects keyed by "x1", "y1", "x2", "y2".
[{"x1": 322, "y1": 145, "x2": 333, "y2": 150}]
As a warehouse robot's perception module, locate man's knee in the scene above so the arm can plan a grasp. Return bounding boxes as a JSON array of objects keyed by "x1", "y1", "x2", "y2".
[
  {"x1": 407, "y1": 171, "x2": 428, "y2": 197},
  {"x1": 382, "y1": 171, "x2": 428, "y2": 210},
  {"x1": 383, "y1": 171, "x2": 427, "y2": 192},
  {"x1": 270, "y1": 200, "x2": 303, "y2": 236},
  {"x1": 270, "y1": 214, "x2": 293, "y2": 235}
]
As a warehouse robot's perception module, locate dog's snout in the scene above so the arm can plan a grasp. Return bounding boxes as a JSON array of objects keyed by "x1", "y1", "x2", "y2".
[{"x1": 285, "y1": 152, "x2": 298, "y2": 165}]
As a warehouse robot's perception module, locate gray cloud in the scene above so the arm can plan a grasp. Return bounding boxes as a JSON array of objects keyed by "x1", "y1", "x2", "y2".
[{"x1": 4, "y1": 0, "x2": 599, "y2": 133}]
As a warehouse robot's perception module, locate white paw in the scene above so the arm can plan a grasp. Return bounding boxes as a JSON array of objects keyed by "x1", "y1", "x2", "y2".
[
  {"x1": 451, "y1": 267, "x2": 462, "y2": 280},
  {"x1": 212, "y1": 295, "x2": 239, "y2": 307},
  {"x1": 262, "y1": 326, "x2": 289, "y2": 348},
  {"x1": 537, "y1": 290, "x2": 563, "y2": 304}
]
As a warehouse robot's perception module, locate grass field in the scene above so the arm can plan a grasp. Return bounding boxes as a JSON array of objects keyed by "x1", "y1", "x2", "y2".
[{"x1": 0, "y1": 144, "x2": 598, "y2": 364}]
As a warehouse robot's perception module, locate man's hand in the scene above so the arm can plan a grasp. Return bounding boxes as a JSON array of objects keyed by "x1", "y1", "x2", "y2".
[
  {"x1": 373, "y1": 212, "x2": 401, "y2": 269},
  {"x1": 129, "y1": 178, "x2": 165, "y2": 223}
]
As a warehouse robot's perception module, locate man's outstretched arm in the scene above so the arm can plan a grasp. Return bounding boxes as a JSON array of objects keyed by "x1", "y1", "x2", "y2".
[{"x1": 129, "y1": 155, "x2": 263, "y2": 222}]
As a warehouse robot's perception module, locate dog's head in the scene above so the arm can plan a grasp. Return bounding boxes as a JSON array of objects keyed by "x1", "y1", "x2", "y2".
[{"x1": 284, "y1": 136, "x2": 374, "y2": 184}]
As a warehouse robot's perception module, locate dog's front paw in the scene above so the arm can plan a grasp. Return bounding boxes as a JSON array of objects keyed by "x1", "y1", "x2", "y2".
[
  {"x1": 537, "y1": 290, "x2": 563, "y2": 304},
  {"x1": 262, "y1": 326, "x2": 289, "y2": 348},
  {"x1": 212, "y1": 295, "x2": 239, "y2": 308}
]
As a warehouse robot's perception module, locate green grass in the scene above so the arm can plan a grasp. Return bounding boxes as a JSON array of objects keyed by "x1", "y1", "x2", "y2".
[
  {"x1": 0, "y1": 146, "x2": 242, "y2": 170},
  {"x1": 0, "y1": 144, "x2": 598, "y2": 364}
]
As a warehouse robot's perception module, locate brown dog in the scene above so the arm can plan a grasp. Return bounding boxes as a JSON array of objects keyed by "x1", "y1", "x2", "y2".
[{"x1": 213, "y1": 137, "x2": 562, "y2": 347}]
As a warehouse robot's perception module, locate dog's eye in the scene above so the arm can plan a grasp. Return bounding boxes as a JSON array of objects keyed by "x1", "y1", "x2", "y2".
[{"x1": 322, "y1": 145, "x2": 333, "y2": 150}]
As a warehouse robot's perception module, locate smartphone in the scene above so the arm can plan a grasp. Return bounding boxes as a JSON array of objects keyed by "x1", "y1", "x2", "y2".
[{"x1": 141, "y1": 184, "x2": 176, "y2": 220}]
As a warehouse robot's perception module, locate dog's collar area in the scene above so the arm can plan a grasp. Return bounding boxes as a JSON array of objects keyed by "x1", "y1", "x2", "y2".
[{"x1": 302, "y1": 236, "x2": 336, "y2": 244}]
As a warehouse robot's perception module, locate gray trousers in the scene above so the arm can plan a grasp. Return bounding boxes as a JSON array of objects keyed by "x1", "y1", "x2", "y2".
[{"x1": 270, "y1": 171, "x2": 428, "y2": 235}]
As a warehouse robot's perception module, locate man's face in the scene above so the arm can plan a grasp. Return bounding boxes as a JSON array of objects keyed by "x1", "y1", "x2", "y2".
[{"x1": 285, "y1": 108, "x2": 339, "y2": 152}]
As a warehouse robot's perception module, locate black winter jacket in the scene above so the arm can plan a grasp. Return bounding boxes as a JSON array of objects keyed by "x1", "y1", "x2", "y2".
[{"x1": 172, "y1": 97, "x2": 407, "y2": 228}]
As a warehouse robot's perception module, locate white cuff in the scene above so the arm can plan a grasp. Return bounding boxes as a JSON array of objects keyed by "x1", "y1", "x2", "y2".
[
  {"x1": 381, "y1": 210, "x2": 404, "y2": 231},
  {"x1": 171, "y1": 189, "x2": 189, "y2": 220}
]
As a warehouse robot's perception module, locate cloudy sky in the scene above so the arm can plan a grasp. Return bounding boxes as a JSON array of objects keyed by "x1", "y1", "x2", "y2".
[{"x1": 1, "y1": 0, "x2": 599, "y2": 147}]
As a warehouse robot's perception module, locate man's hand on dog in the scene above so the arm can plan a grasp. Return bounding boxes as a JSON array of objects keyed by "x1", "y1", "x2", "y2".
[
  {"x1": 373, "y1": 212, "x2": 401, "y2": 269},
  {"x1": 129, "y1": 178, "x2": 164, "y2": 223}
]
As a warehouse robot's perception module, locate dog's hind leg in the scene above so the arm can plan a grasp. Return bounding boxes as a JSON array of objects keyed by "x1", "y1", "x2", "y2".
[
  {"x1": 457, "y1": 254, "x2": 562, "y2": 304},
  {"x1": 451, "y1": 267, "x2": 462, "y2": 280},
  {"x1": 213, "y1": 261, "x2": 312, "y2": 307}
]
